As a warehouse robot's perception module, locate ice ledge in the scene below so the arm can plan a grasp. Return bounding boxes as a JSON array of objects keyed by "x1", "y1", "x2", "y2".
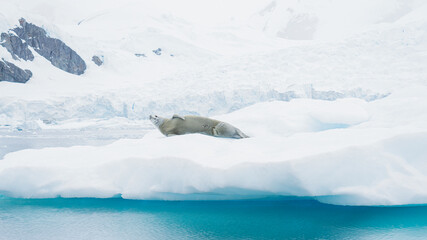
[{"x1": 0, "y1": 131, "x2": 426, "y2": 206}]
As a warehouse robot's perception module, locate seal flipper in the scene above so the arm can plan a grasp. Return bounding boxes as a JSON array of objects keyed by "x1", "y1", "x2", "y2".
[
  {"x1": 235, "y1": 128, "x2": 250, "y2": 138},
  {"x1": 172, "y1": 114, "x2": 185, "y2": 120}
]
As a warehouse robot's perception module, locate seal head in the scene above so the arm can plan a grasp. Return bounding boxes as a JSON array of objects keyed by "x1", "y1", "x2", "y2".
[{"x1": 149, "y1": 115, "x2": 165, "y2": 128}]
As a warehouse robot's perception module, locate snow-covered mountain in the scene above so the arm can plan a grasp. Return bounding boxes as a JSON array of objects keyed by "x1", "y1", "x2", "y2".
[
  {"x1": 1, "y1": 0, "x2": 426, "y2": 127},
  {"x1": 1, "y1": 0, "x2": 427, "y2": 205}
]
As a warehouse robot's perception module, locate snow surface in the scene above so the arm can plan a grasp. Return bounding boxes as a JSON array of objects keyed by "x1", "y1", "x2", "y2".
[
  {"x1": 1, "y1": 0, "x2": 427, "y2": 205},
  {"x1": 2, "y1": 94, "x2": 427, "y2": 205}
]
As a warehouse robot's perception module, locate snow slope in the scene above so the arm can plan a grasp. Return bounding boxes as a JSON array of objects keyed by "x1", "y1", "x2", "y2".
[{"x1": 1, "y1": 0, "x2": 427, "y2": 205}]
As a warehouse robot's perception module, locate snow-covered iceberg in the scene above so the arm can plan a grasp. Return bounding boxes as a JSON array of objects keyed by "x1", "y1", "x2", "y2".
[{"x1": 1, "y1": 92, "x2": 427, "y2": 206}]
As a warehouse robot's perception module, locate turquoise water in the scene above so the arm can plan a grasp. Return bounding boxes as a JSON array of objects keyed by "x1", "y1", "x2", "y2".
[{"x1": 1, "y1": 197, "x2": 427, "y2": 240}]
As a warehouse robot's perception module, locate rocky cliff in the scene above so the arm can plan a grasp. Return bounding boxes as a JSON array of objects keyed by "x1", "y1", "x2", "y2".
[
  {"x1": 0, "y1": 60, "x2": 32, "y2": 83},
  {"x1": 0, "y1": 18, "x2": 86, "y2": 83}
]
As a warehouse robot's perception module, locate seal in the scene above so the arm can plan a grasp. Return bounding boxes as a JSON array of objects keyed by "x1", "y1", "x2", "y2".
[{"x1": 149, "y1": 114, "x2": 249, "y2": 139}]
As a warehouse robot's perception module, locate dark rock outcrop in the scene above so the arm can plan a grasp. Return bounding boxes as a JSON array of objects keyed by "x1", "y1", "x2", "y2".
[
  {"x1": 0, "y1": 59, "x2": 32, "y2": 83},
  {"x1": 92, "y1": 55, "x2": 103, "y2": 66},
  {"x1": 12, "y1": 18, "x2": 86, "y2": 75},
  {"x1": 152, "y1": 48, "x2": 162, "y2": 55},
  {"x1": 1, "y1": 32, "x2": 34, "y2": 61}
]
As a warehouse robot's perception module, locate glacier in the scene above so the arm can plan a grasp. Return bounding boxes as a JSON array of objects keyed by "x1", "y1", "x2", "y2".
[{"x1": 1, "y1": 0, "x2": 427, "y2": 206}]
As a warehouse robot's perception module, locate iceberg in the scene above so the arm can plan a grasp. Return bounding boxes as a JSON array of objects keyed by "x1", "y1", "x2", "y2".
[{"x1": 1, "y1": 94, "x2": 427, "y2": 206}]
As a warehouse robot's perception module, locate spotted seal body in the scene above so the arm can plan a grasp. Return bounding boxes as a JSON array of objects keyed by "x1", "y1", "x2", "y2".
[{"x1": 149, "y1": 114, "x2": 249, "y2": 139}]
